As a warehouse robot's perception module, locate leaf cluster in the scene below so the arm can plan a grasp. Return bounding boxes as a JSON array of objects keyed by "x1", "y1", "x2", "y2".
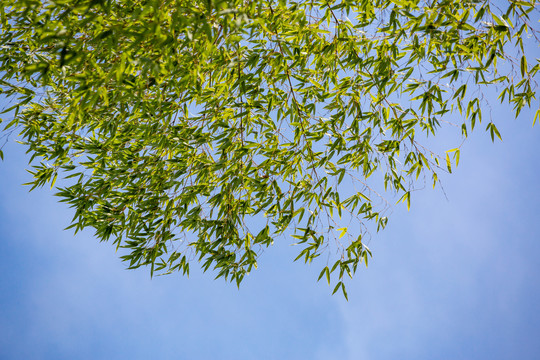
[{"x1": 1, "y1": 0, "x2": 538, "y2": 297}]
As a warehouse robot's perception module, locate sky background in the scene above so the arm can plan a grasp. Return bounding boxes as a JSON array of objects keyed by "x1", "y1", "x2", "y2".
[
  {"x1": 1, "y1": 101, "x2": 539, "y2": 360},
  {"x1": 2, "y1": 58, "x2": 540, "y2": 360}
]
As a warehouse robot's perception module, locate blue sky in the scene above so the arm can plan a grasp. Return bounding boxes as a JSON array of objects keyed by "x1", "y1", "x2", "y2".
[
  {"x1": 2, "y1": 101, "x2": 539, "y2": 359},
  {"x1": 2, "y1": 50, "x2": 540, "y2": 360}
]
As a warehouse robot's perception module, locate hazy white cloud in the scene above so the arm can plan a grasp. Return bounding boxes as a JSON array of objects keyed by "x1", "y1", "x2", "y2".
[{"x1": 337, "y1": 107, "x2": 540, "y2": 360}]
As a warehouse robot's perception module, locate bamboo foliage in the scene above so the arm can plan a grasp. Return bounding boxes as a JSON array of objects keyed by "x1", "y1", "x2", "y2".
[{"x1": 1, "y1": 0, "x2": 538, "y2": 298}]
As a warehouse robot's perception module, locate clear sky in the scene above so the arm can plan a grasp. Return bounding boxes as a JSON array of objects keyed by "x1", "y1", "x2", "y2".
[{"x1": 1, "y1": 67, "x2": 540, "y2": 360}]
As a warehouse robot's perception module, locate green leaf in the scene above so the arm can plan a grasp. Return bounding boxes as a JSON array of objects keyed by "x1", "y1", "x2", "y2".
[
  {"x1": 486, "y1": 123, "x2": 503, "y2": 142},
  {"x1": 521, "y1": 56, "x2": 528, "y2": 78},
  {"x1": 341, "y1": 282, "x2": 348, "y2": 301},
  {"x1": 332, "y1": 282, "x2": 342, "y2": 295}
]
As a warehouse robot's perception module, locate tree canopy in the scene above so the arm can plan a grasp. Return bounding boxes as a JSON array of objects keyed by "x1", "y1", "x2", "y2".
[{"x1": 1, "y1": 0, "x2": 539, "y2": 298}]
